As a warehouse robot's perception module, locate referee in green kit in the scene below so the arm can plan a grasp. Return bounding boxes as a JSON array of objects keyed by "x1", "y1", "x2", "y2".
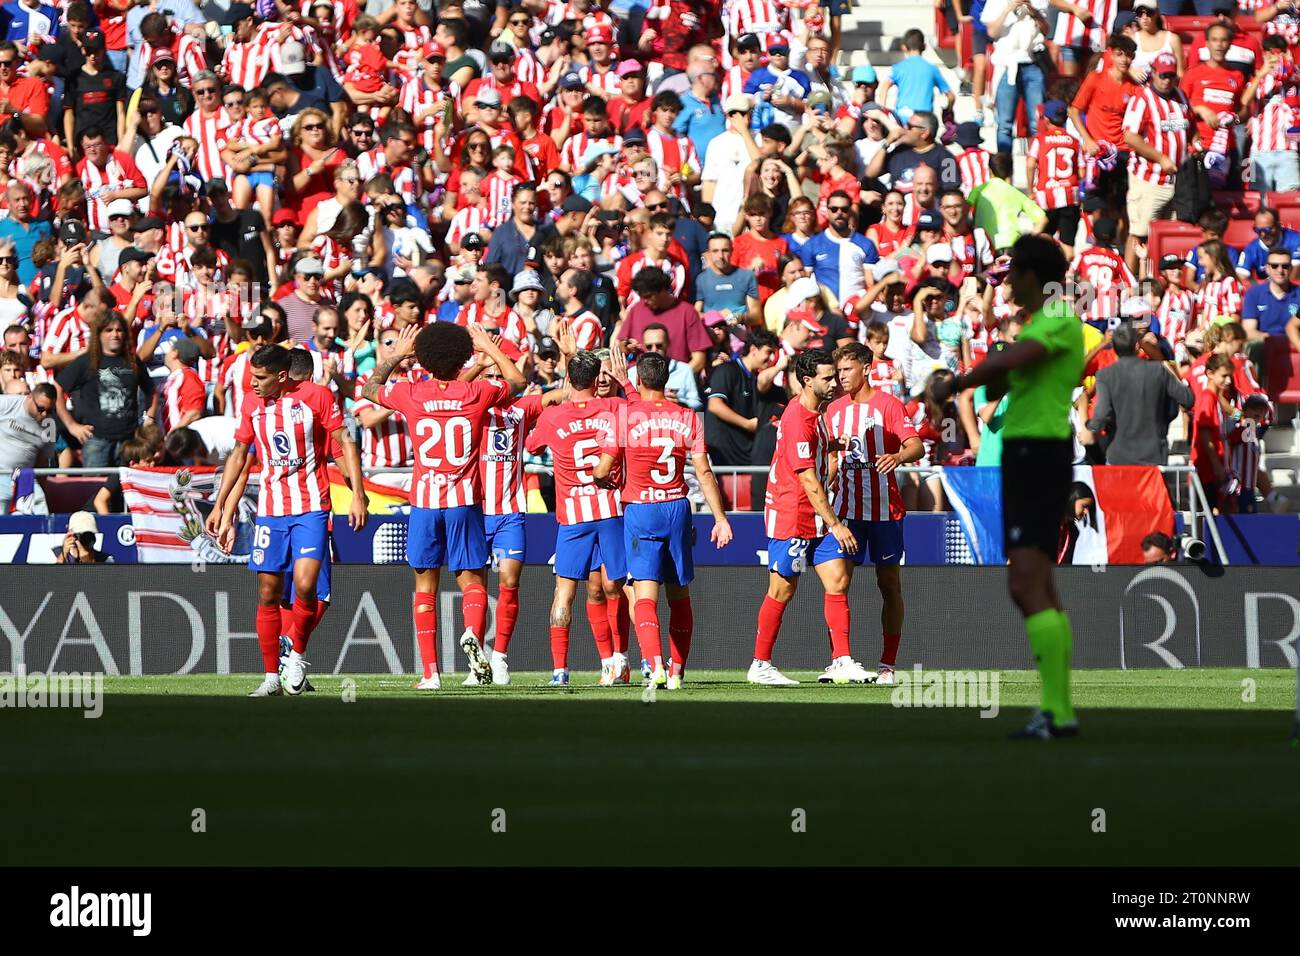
[{"x1": 932, "y1": 234, "x2": 1084, "y2": 739}]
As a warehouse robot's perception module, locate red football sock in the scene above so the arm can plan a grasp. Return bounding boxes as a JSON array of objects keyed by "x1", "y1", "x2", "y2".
[
  {"x1": 413, "y1": 591, "x2": 438, "y2": 680},
  {"x1": 289, "y1": 594, "x2": 318, "y2": 653},
  {"x1": 312, "y1": 600, "x2": 329, "y2": 633},
  {"x1": 824, "y1": 593, "x2": 851, "y2": 659},
  {"x1": 549, "y1": 625, "x2": 570, "y2": 670},
  {"x1": 634, "y1": 598, "x2": 662, "y2": 662},
  {"x1": 256, "y1": 604, "x2": 281, "y2": 673},
  {"x1": 586, "y1": 601, "x2": 613, "y2": 658},
  {"x1": 462, "y1": 583, "x2": 488, "y2": 645},
  {"x1": 494, "y1": 585, "x2": 519, "y2": 655},
  {"x1": 881, "y1": 632, "x2": 902, "y2": 667},
  {"x1": 668, "y1": 596, "x2": 693, "y2": 671},
  {"x1": 754, "y1": 596, "x2": 788, "y2": 661},
  {"x1": 607, "y1": 592, "x2": 630, "y2": 654},
  {"x1": 278, "y1": 606, "x2": 293, "y2": 637}
]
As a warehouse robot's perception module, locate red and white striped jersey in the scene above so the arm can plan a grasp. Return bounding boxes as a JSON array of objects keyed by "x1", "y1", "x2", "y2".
[
  {"x1": 824, "y1": 390, "x2": 918, "y2": 523},
  {"x1": 162, "y1": 365, "x2": 205, "y2": 432},
  {"x1": 1226, "y1": 417, "x2": 1262, "y2": 490},
  {"x1": 1123, "y1": 86, "x2": 1192, "y2": 187},
  {"x1": 393, "y1": 21, "x2": 432, "y2": 49},
  {"x1": 151, "y1": 32, "x2": 208, "y2": 89},
  {"x1": 866, "y1": 357, "x2": 903, "y2": 398},
  {"x1": 309, "y1": 234, "x2": 351, "y2": 296},
  {"x1": 482, "y1": 171, "x2": 523, "y2": 228},
  {"x1": 615, "y1": 251, "x2": 687, "y2": 306},
  {"x1": 578, "y1": 63, "x2": 621, "y2": 97},
  {"x1": 514, "y1": 49, "x2": 545, "y2": 85},
  {"x1": 605, "y1": 398, "x2": 704, "y2": 505},
  {"x1": 560, "y1": 131, "x2": 624, "y2": 173},
  {"x1": 376, "y1": 376, "x2": 513, "y2": 509},
  {"x1": 645, "y1": 126, "x2": 700, "y2": 198},
  {"x1": 455, "y1": 303, "x2": 534, "y2": 352},
  {"x1": 764, "y1": 399, "x2": 827, "y2": 540},
  {"x1": 446, "y1": 205, "x2": 490, "y2": 249},
  {"x1": 562, "y1": 309, "x2": 604, "y2": 351},
  {"x1": 524, "y1": 396, "x2": 626, "y2": 525},
  {"x1": 481, "y1": 392, "x2": 545, "y2": 515},
  {"x1": 183, "y1": 108, "x2": 233, "y2": 183},
  {"x1": 198, "y1": 327, "x2": 233, "y2": 389},
  {"x1": 236, "y1": 380, "x2": 342, "y2": 516},
  {"x1": 728, "y1": 0, "x2": 789, "y2": 38},
  {"x1": 1156, "y1": 286, "x2": 1197, "y2": 354},
  {"x1": 1052, "y1": 0, "x2": 1116, "y2": 52},
  {"x1": 350, "y1": 368, "x2": 420, "y2": 469},
  {"x1": 41, "y1": 306, "x2": 91, "y2": 362},
  {"x1": 223, "y1": 348, "x2": 256, "y2": 420},
  {"x1": 721, "y1": 65, "x2": 753, "y2": 102},
  {"x1": 227, "y1": 115, "x2": 281, "y2": 149},
  {"x1": 219, "y1": 31, "x2": 274, "y2": 90},
  {"x1": 954, "y1": 146, "x2": 991, "y2": 197},
  {"x1": 1197, "y1": 274, "x2": 1244, "y2": 324},
  {"x1": 1027, "y1": 126, "x2": 1083, "y2": 210},
  {"x1": 155, "y1": 244, "x2": 230, "y2": 291},
  {"x1": 947, "y1": 226, "x2": 994, "y2": 279},
  {"x1": 1249, "y1": 89, "x2": 1296, "y2": 154},
  {"x1": 356, "y1": 148, "x2": 421, "y2": 206},
  {"x1": 1070, "y1": 244, "x2": 1136, "y2": 323},
  {"x1": 400, "y1": 77, "x2": 458, "y2": 152},
  {"x1": 77, "y1": 151, "x2": 146, "y2": 231}
]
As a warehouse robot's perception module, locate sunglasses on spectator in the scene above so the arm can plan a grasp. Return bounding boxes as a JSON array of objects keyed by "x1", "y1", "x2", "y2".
[
  {"x1": 931, "y1": 260, "x2": 952, "y2": 268},
  {"x1": 828, "y1": 204, "x2": 851, "y2": 213},
  {"x1": 646, "y1": 202, "x2": 668, "y2": 211},
  {"x1": 352, "y1": 128, "x2": 374, "y2": 137},
  {"x1": 187, "y1": 224, "x2": 209, "y2": 232},
  {"x1": 634, "y1": 169, "x2": 656, "y2": 177},
  {"x1": 510, "y1": 16, "x2": 530, "y2": 24},
  {"x1": 0, "y1": 256, "x2": 17, "y2": 264},
  {"x1": 302, "y1": 122, "x2": 325, "y2": 131},
  {"x1": 340, "y1": 176, "x2": 360, "y2": 184},
  {"x1": 0, "y1": 59, "x2": 16, "y2": 68},
  {"x1": 195, "y1": 87, "x2": 218, "y2": 96},
  {"x1": 1156, "y1": 71, "x2": 1177, "y2": 79},
  {"x1": 140, "y1": 106, "x2": 160, "y2": 114},
  {"x1": 1267, "y1": 261, "x2": 1291, "y2": 270},
  {"x1": 224, "y1": 98, "x2": 245, "y2": 107},
  {"x1": 468, "y1": 142, "x2": 489, "y2": 150}
]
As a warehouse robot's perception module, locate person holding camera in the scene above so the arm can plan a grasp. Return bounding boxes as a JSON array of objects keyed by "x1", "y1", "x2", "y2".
[{"x1": 56, "y1": 510, "x2": 113, "y2": 564}]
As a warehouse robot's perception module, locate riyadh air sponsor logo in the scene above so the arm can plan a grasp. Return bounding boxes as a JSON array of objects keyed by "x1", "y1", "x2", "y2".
[{"x1": 1120, "y1": 566, "x2": 1201, "y2": 669}]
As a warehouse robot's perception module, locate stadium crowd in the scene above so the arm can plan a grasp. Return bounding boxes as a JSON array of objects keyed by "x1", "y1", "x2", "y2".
[{"x1": 0, "y1": 0, "x2": 1296, "y2": 521}]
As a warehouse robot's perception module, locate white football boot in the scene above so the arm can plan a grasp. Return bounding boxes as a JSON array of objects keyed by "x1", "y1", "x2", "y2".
[
  {"x1": 598, "y1": 661, "x2": 617, "y2": 686},
  {"x1": 613, "y1": 653, "x2": 631, "y2": 684},
  {"x1": 462, "y1": 671, "x2": 481, "y2": 686},
  {"x1": 875, "y1": 665, "x2": 896, "y2": 686},
  {"x1": 281, "y1": 653, "x2": 310, "y2": 696},
  {"x1": 817, "y1": 657, "x2": 876, "y2": 685},
  {"x1": 746, "y1": 660, "x2": 800, "y2": 686},
  {"x1": 459, "y1": 629, "x2": 493, "y2": 684},
  {"x1": 414, "y1": 673, "x2": 442, "y2": 691},
  {"x1": 490, "y1": 652, "x2": 511, "y2": 686},
  {"x1": 248, "y1": 674, "x2": 283, "y2": 697}
]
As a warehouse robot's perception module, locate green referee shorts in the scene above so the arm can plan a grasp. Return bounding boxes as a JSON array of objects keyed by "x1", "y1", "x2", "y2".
[{"x1": 1001, "y1": 438, "x2": 1073, "y2": 558}]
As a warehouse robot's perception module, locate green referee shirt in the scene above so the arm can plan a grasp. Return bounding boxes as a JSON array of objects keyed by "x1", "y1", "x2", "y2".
[
  {"x1": 970, "y1": 178, "x2": 1045, "y2": 251},
  {"x1": 1002, "y1": 301, "x2": 1085, "y2": 442}
]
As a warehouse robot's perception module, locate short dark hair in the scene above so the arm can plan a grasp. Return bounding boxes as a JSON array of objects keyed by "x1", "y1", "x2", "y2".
[
  {"x1": 415, "y1": 322, "x2": 474, "y2": 379},
  {"x1": 568, "y1": 349, "x2": 602, "y2": 390},
  {"x1": 651, "y1": 90, "x2": 683, "y2": 113},
  {"x1": 832, "y1": 342, "x2": 872, "y2": 365},
  {"x1": 439, "y1": 16, "x2": 469, "y2": 48},
  {"x1": 164, "y1": 427, "x2": 202, "y2": 462},
  {"x1": 744, "y1": 329, "x2": 778, "y2": 354},
  {"x1": 1112, "y1": 321, "x2": 1138, "y2": 357},
  {"x1": 1107, "y1": 32, "x2": 1137, "y2": 57},
  {"x1": 250, "y1": 344, "x2": 291, "y2": 374},
  {"x1": 794, "y1": 348, "x2": 833, "y2": 387},
  {"x1": 636, "y1": 351, "x2": 670, "y2": 390},
  {"x1": 1141, "y1": 531, "x2": 1176, "y2": 554},
  {"x1": 1010, "y1": 233, "x2": 1069, "y2": 288},
  {"x1": 564, "y1": 268, "x2": 593, "y2": 302},
  {"x1": 482, "y1": 262, "x2": 511, "y2": 291},
  {"x1": 990, "y1": 151, "x2": 1015, "y2": 180},
  {"x1": 32, "y1": 381, "x2": 56, "y2": 403},
  {"x1": 1267, "y1": 245, "x2": 1292, "y2": 262},
  {"x1": 901, "y1": 28, "x2": 926, "y2": 52},
  {"x1": 582, "y1": 95, "x2": 607, "y2": 115},
  {"x1": 389, "y1": 285, "x2": 422, "y2": 309},
  {"x1": 630, "y1": 266, "x2": 671, "y2": 299},
  {"x1": 287, "y1": 347, "x2": 315, "y2": 380}
]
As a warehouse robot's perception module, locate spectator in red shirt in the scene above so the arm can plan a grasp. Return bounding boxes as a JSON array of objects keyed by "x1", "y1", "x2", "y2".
[
  {"x1": 1181, "y1": 22, "x2": 1247, "y2": 188},
  {"x1": 1069, "y1": 32, "x2": 1139, "y2": 221},
  {"x1": 0, "y1": 41, "x2": 50, "y2": 138},
  {"x1": 814, "y1": 140, "x2": 860, "y2": 229},
  {"x1": 1191, "y1": 352, "x2": 1235, "y2": 510},
  {"x1": 732, "y1": 194, "x2": 789, "y2": 304},
  {"x1": 607, "y1": 61, "x2": 651, "y2": 133},
  {"x1": 1188, "y1": 4, "x2": 1261, "y2": 79}
]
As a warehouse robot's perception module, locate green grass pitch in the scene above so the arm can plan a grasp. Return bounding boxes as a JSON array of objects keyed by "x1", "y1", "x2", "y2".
[{"x1": 4, "y1": 669, "x2": 1298, "y2": 866}]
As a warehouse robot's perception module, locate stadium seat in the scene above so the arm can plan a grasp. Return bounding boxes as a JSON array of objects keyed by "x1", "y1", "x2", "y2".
[
  {"x1": 1264, "y1": 336, "x2": 1300, "y2": 405},
  {"x1": 935, "y1": 8, "x2": 956, "y2": 49},
  {"x1": 1281, "y1": 207, "x2": 1300, "y2": 232},
  {"x1": 719, "y1": 473, "x2": 752, "y2": 512},
  {"x1": 39, "y1": 475, "x2": 106, "y2": 513},
  {"x1": 1222, "y1": 216, "x2": 1258, "y2": 251},
  {"x1": 1147, "y1": 220, "x2": 1202, "y2": 265},
  {"x1": 1265, "y1": 191, "x2": 1300, "y2": 209},
  {"x1": 1166, "y1": 15, "x2": 1261, "y2": 43},
  {"x1": 1214, "y1": 190, "x2": 1260, "y2": 217}
]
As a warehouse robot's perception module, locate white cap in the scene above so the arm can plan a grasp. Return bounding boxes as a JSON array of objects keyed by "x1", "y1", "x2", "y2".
[
  {"x1": 105, "y1": 199, "x2": 135, "y2": 219},
  {"x1": 926, "y1": 243, "x2": 953, "y2": 265},
  {"x1": 872, "y1": 258, "x2": 901, "y2": 282},
  {"x1": 723, "y1": 93, "x2": 753, "y2": 113},
  {"x1": 68, "y1": 512, "x2": 98, "y2": 536},
  {"x1": 1121, "y1": 296, "x2": 1154, "y2": 319},
  {"x1": 788, "y1": 276, "x2": 821, "y2": 302},
  {"x1": 280, "y1": 39, "x2": 306, "y2": 75}
]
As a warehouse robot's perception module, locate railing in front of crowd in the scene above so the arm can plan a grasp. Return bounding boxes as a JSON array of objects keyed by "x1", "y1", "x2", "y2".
[{"x1": 31, "y1": 464, "x2": 1228, "y2": 565}]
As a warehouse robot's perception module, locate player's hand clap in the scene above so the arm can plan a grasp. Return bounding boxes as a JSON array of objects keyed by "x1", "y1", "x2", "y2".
[
  {"x1": 391, "y1": 324, "x2": 419, "y2": 358},
  {"x1": 829, "y1": 521, "x2": 858, "y2": 555},
  {"x1": 607, "y1": 341, "x2": 629, "y2": 385},
  {"x1": 711, "y1": 516, "x2": 733, "y2": 549}
]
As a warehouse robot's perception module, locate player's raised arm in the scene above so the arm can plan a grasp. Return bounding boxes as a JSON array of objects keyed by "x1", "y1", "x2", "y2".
[
  {"x1": 361, "y1": 325, "x2": 419, "y2": 402},
  {"x1": 333, "y1": 427, "x2": 369, "y2": 531},
  {"x1": 469, "y1": 324, "x2": 526, "y2": 393},
  {"x1": 690, "y1": 451, "x2": 733, "y2": 548}
]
